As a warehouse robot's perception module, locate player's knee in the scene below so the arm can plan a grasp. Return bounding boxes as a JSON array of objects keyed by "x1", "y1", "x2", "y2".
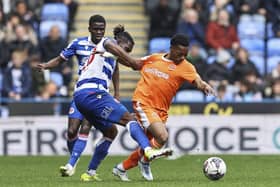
[
  {"x1": 79, "y1": 124, "x2": 91, "y2": 135},
  {"x1": 67, "y1": 128, "x2": 78, "y2": 140},
  {"x1": 103, "y1": 125, "x2": 118, "y2": 140},
  {"x1": 156, "y1": 132, "x2": 168, "y2": 145},
  {"x1": 120, "y1": 112, "x2": 135, "y2": 125}
]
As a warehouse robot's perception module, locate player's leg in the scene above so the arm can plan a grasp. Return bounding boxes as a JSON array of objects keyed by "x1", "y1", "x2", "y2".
[
  {"x1": 114, "y1": 102, "x2": 169, "y2": 181},
  {"x1": 68, "y1": 119, "x2": 92, "y2": 168},
  {"x1": 67, "y1": 100, "x2": 84, "y2": 153},
  {"x1": 82, "y1": 124, "x2": 118, "y2": 181},
  {"x1": 67, "y1": 118, "x2": 81, "y2": 153},
  {"x1": 60, "y1": 119, "x2": 92, "y2": 177},
  {"x1": 113, "y1": 137, "x2": 163, "y2": 181},
  {"x1": 74, "y1": 90, "x2": 172, "y2": 161}
]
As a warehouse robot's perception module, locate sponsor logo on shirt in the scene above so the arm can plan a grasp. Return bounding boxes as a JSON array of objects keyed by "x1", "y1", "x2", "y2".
[{"x1": 144, "y1": 68, "x2": 169, "y2": 79}]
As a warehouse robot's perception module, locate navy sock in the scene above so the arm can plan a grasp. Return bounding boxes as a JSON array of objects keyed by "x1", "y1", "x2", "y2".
[
  {"x1": 67, "y1": 138, "x2": 77, "y2": 154},
  {"x1": 68, "y1": 136, "x2": 87, "y2": 167},
  {"x1": 127, "y1": 121, "x2": 150, "y2": 150},
  {"x1": 88, "y1": 138, "x2": 112, "y2": 170}
]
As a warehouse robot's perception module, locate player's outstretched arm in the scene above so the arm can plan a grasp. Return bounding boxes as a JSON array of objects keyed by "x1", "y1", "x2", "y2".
[
  {"x1": 104, "y1": 40, "x2": 142, "y2": 70},
  {"x1": 36, "y1": 56, "x2": 65, "y2": 71},
  {"x1": 193, "y1": 75, "x2": 216, "y2": 96},
  {"x1": 112, "y1": 63, "x2": 120, "y2": 100}
]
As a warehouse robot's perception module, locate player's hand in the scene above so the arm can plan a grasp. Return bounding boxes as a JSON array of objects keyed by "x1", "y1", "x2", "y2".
[
  {"x1": 203, "y1": 84, "x2": 216, "y2": 96},
  {"x1": 35, "y1": 63, "x2": 47, "y2": 72},
  {"x1": 114, "y1": 94, "x2": 120, "y2": 101}
]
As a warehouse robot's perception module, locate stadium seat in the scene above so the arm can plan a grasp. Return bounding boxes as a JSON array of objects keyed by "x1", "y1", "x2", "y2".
[
  {"x1": 252, "y1": 14, "x2": 266, "y2": 23},
  {"x1": 238, "y1": 22, "x2": 265, "y2": 39},
  {"x1": 266, "y1": 22, "x2": 274, "y2": 38},
  {"x1": 207, "y1": 56, "x2": 234, "y2": 69},
  {"x1": 249, "y1": 55, "x2": 265, "y2": 75},
  {"x1": 239, "y1": 14, "x2": 251, "y2": 23},
  {"x1": 238, "y1": 14, "x2": 265, "y2": 39},
  {"x1": 39, "y1": 20, "x2": 68, "y2": 39},
  {"x1": 227, "y1": 58, "x2": 235, "y2": 69},
  {"x1": 50, "y1": 72, "x2": 64, "y2": 87},
  {"x1": 207, "y1": 56, "x2": 216, "y2": 64},
  {"x1": 0, "y1": 72, "x2": 2, "y2": 92},
  {"x1": 267, "y1": 38, "x2": 280, "y2": 57},
  {"x1": 149, "y1": 37, "x2": 170, "y2": 53},
  {"x1": 41, "y1": 3, "x2": 69, "y2": 22},
  {"x1": 240, "y1": 39, "x2": 264, "y2": 56},
  {"x1": 267, "y1": 56, "x2": 280, "y2": 73},
  {"x1": 175, "y1": 90, "x2": 204, "y2": 102}
]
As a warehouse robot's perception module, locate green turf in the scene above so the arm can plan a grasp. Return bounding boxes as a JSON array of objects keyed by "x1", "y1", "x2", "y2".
[{"x1": 0, "y1": 155, "x2": 278, "y2": 187}]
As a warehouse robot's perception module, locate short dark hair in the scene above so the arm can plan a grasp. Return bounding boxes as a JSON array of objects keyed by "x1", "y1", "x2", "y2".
[
  {"x1": 89, "y1": 14, "x2": 106, "y2": 26},
  {"x1": 170, "y1": 34, "x2": 189, "y2": 47},
  {"x1": 113, "y1": 24, "x2": 134, "y2": 46}
]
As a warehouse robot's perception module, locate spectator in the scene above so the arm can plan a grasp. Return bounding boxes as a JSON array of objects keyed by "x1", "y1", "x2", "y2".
[
  {"x1": 233, "y1": 0, "x2": 266, "y2": 16},
  {"x1": 207, "y1": 83, "x2": 233, "y2": 102},
  {"x1": 148, "y1": 0, "x2": 179, "y2": 39},
  {"x1": 2, "y1": 50, "x2": 32, "y2": 100},
  {"x1": 234, "y1": 79, "x2": 262, "y2": 102},
  {"x1": 187, "y1": 43, "x2": 208, "y2": 77},
  {"x1": 265, "y1": 0, "x2": 280, "y2": 36},
  {"x1": 36, "y1": 81, "x2": 58, "y2": 100},
  {"x1": 13, "y1": 0, "x2": 39, "y2": 31},
  {"x1": 209, "y1": 0, "x2": 235, "y2": 21},
  {"x1": 180, "y1": 44, "x2": 208, "y2": 90},
  {"x1": 206, "y1": 9, "x2": 239, "y2": 52},
  {"x1": 0, "y1": 7, "x2": 6, "y2": 41},
  {"x1": 8, "y1": 24, "x2": 38, "y2": 55},
  {"x1": 0, "y1": 8, "x2": 9, "y2": 70},
  {"x1": 267, "y1": 62, "x2": 280, "y2": 81},
  {"x1": 29, "y1": 54, "x2": 47, "y2": 96},
  {"x1": 144, "y1": 0, "x2": 180, "y2": 15},
  {"x1": 0, "y1": 40, "x2": 10, "y2": 70},
  {"x1": 181, "y1": 0, "x2": 209, "y2": 25},
  {"x1": 63, "y1": 0, "x2": 79, "y2": 31},
  {"x1": 4, "y1": 13, "x2": 21, "y2": 43},
  {"x1": 40, "y1": 25, "x2": 70, "y2": 87},
  {"x1": 205, "y1": 49, "x2": 232, "y2": 87},
  {"x1": 177, "y1": 9, "x2": 205, "y2": 48},
  {"x1": 270, "y1": 78, "x2": 280, "y2": 100},
  {"x1": 231, "y1": 47, "x2": 261, "y2": 83},
  {"x1": 25, "y1": 0, "x2": 44, "y2": 18}
]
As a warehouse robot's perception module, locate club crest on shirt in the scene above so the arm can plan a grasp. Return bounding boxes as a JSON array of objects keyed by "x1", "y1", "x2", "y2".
[
  {"x1": 69, "y1": 107, "x2": 75, "y2": 114},
  {"x1": 168, "y1": 64, "x2": 176, "y2": 70}
]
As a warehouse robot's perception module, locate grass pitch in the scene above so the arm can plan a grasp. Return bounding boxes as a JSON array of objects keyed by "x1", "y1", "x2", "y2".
[{"x1": 0, "y1": 155, "x2": 278, "y2": 187}]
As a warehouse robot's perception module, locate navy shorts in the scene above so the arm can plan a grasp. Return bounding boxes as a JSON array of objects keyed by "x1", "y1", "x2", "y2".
[{"x1": 74, "y1": 88, "x2": 128, "y2": 131}]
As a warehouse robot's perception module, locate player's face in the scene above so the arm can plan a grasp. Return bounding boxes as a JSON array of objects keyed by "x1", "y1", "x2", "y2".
[
  {"x1": 169, "y1": 44, "x2": 188, "y2": 64},
  {"x1": 118, "y1": 40, "x2": 134, "y2": 53},
  {"x1": 88, "y1": 22, "x2": 105, "y2": 44}
]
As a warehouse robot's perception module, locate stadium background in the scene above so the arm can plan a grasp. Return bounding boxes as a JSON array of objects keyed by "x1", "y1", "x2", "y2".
[{"x1": 0, "y1": 0, "x2": 280, "y2": 157}]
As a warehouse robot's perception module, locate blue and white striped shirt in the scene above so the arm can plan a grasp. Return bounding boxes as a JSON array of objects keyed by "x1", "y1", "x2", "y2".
[{"x1": 60, "y1": 36, "x2": 96, "y2": 75}]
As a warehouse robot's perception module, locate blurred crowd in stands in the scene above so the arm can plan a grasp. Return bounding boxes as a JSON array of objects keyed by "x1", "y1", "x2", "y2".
[
  {"x1": 0, "y1": 0, "x2": 78, "y2": 101},
  {"x1": 0, "y1": 0, "x2": 280, "y2": 103},
  {"x1": 144, "y1": 0, "x2": 280, "y2": 102}
]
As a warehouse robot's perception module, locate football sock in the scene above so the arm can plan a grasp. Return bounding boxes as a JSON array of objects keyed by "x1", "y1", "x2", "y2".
[
  {"x1": 88, "y1": 137, "x2": 112, "y2": 170},
  {"x1": 67, "y1": 137, "x2": 77, "y2": 154},
  {"x1": 122, "y1": 148, "x2": 142, "y2": 170},
  {"x1": 126, "y1": 121, "x2": 150, "y2": 150},
  {"x1": 123, "y1": 138, "x2": 164, "y2": 169},
  {"x1": 68, "y1": 134, "x2": 88, "y2": 167}
]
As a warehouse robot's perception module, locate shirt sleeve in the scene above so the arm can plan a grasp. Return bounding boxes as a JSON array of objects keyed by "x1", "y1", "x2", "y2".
[
  {"x1": 60, "y1": 38, "x2": 78, "y2": 60},
  {"x1": 182, "y1": 62, "x2": 198, "y2": 83}
]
